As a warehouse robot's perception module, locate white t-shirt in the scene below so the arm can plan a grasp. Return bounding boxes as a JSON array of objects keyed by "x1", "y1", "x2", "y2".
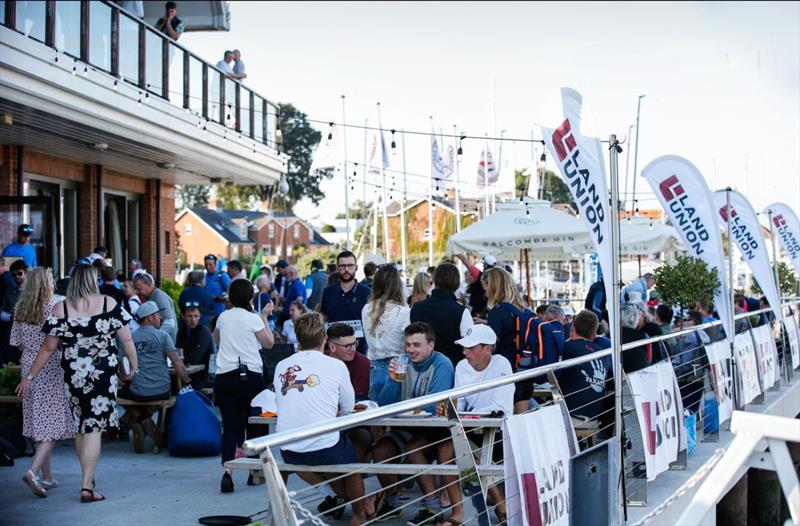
[
  {"x1": 281, "y1": 319, "x2": 298, "y2": 351},
  {"x1": 460, "y1": 309, "x2": 474, "y2": 338},
  {"x1": 274, "y1": 350, "x2": 354, "y2": 453},
  {"x1": 215, "y1": 308, "x2": 265, "y2": 374},
  {"x1": 454, "y1": 355, "x2": 514, "y2": 415},
  {"x1": 362, "y1": 302, "x2": 410, "y2": 361},
  {"x1": 216, "y1": 60, "x2": 233, "y2": 74}
]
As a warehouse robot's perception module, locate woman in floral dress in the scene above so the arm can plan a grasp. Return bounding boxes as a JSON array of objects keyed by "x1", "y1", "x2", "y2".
[
  {"x1": 17, "y1": 264, "x2": 139, "y2": 503},
  {"x1": 12, "y1": 268, "x2": 74, "y2": 498}
]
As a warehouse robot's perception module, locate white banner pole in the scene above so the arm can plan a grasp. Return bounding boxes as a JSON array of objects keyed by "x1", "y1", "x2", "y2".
[
  {"x1": 608, "y1": 134, "x2": 625, "y2": 524},
  {"x1": 400, "y1": 129, "x2": 408, "y2": 277},
  {"x1": 726, "y1": 188, "x2": 742, "y2": 409},
  {"x1": 377, "y1": 103, "x2": 391, "y2": 261},
  {"x1": 767, "y1": 209, "x2": 792, "y2": 382},
  {"x1": 341, "y1": 95, "x2": 350, "y2": 251},
  {"x1": 454, "y1": 124, "x2": 462, "y2": 233}
]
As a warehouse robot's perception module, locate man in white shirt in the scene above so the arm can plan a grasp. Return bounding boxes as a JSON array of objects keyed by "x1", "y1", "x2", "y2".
[
  {"x1": 274, "y1": 313, "x2": 373, "y2": 525},
  {"x1": 453, "y1": 325, "x2": 514, "y2": 415},
  {"x1": 215, "y1": 50, "x2": 234, "y2": 74}
]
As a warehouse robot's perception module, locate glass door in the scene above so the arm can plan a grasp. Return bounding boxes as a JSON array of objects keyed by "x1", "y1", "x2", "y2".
[{"x1": 0, "y1": 196, "x2": 54, "y2": 273}]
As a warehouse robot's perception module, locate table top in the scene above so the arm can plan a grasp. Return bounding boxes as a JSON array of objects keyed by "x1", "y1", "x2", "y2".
[
  {"x1": 249, "y1": 414, "x2": 505, "y2": 428},
  {"x1": 171, "y1": 364, "x2": 205, "y2": 375}
]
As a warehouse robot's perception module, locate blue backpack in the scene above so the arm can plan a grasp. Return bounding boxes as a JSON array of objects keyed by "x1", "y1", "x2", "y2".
[
  {"x1": 168, "y1": 387, "x2": 221, "y2": 457},
  {"x1": 499, "y1": 303, "x2": 539, "y2": 369}
]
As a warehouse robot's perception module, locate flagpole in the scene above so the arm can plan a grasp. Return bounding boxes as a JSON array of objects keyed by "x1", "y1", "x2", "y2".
[
  {"x1": 341, "y1": 95, "x2": 351, "y2": 251},
  {"x1": 608, "y1": 134, "x2": 625, "y2": 524},
  {"x1": 377, "y1": 103, "x2": 392, "y2": 262},
  {"x1": 483, "y1": 133, "x2": 490, "y2": 217},
  {"x1": 726, "y1": 188, "x2": 741, "y2": 410},
  {"x1": 767, "y1": 209, "x2": 791, "y2": 383},
  {"x1": 400, "y1": 129, "x2": 409, "y2": 278},
  {"x1": 363, "y1": 118, "x2": 368, "y2": 217},
  {"x1": 428, "y1": 116, "x2": 435, "y2": 268},
  {"x1": 453, "y1": 124, "x2": 462, "y2": 233}
]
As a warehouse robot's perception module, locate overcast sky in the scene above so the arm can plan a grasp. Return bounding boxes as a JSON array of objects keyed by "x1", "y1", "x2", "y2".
[{"x1": 183, "y1": 1, "x2": 800, "y2": 224}]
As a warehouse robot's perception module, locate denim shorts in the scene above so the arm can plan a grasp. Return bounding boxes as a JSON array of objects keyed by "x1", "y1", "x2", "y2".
[
  {"x1": 368, "y1": 357, "x2": 394, "y2": 401},
  {"x1": 281, "y1": 432, "x2": 357, "y2": 466}
]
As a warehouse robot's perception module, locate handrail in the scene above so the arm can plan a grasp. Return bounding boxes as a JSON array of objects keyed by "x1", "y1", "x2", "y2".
[
  {"x1": 244, "y1": 347, "x2": 612, "y2": 451},
  {"x1": 245, "y1": 298, "x2": 800, "y2": 453}
]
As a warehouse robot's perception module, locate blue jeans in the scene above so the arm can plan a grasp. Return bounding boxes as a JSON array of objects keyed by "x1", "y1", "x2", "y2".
[{"x1": 369, "y1": 357, "x2": 394, "y2": 401}]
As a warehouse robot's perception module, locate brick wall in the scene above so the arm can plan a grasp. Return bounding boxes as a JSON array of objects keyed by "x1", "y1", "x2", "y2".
[{"x1": 174, "y1": 210, "x2": 230, "y2": 266}]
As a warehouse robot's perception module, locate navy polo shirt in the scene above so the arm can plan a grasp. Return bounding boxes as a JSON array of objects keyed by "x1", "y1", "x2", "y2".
[
  {"x1": 556, "y1": 338, "x2": 611, "y2": 420},
  {"x1": 283, "y1": 278, "x2": 307, "y2": 314},
  {"x1": 319, "y1": 281, "x2": 371, "y2": 354},
  {"x1": 204, "y1": 270, "x2": 231, "y2": 317}
]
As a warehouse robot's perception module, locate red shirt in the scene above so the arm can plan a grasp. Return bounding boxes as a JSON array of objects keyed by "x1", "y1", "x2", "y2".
[{"x1": 345, "y1": 352, "x2": 371, "y2": 399}]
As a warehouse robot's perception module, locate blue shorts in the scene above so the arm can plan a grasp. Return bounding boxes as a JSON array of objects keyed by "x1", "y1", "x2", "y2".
[{"x1": 281, "y1": 432, "x2": 357, "y2": 465}]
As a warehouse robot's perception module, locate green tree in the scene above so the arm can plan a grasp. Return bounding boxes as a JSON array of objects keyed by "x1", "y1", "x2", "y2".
[
  {"x1": 751, "y1": 261, "x2": 798, "y2": 296},
  {"x1": 515, "y1": 169, "x2": 575, "y2": 210},
  {"x1": 211, "y1": 103, "x2": 332, "y2": 211},
  {"x1": 176, "y1": 185, "x2": 210, "y2": 209},
  {"x1": 321, "y1": 224, "x2": 337, "y2": 233},
  {"x1": 654, "y1": 256, "x2": 720, "y2": 324}
]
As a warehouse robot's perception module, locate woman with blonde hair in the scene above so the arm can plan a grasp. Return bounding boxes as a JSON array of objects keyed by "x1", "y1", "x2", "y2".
[
  {"x1": 362, "y1": 264, "x2": 410, "y2": 400},
  {"x1": 482, "y1": 266, "x2": 534, "y2": 413},
  {"x1": 407, "y1": 272, "x2": 431, "y2": 305},
  {"x1": 16, "y1": 264, "x2": 138, "y2": 503},
  {"x1": 12, "y1": 268, "x2": 74, "y2": 497}
]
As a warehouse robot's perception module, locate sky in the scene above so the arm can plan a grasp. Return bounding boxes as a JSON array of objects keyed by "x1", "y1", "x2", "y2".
[{"x1": 182, "y1": 1, "x2": 800, "y2": 225}]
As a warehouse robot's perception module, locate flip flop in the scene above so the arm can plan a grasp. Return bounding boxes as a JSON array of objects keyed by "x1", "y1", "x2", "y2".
[
  {"x1": 366, "y1": 491, "x2": 385, "y2": 520},
  {"x1": 80, "y1": 488, "x2": 105, "y2": 503},
  {"x1": 437, "y1": 517, "x2": 463, "y2": 526}
]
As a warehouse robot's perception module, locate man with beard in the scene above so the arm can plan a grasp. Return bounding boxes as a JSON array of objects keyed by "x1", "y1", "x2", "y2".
[{"x1": 318, "y1": 251, "x2": 370, "y2": 355}]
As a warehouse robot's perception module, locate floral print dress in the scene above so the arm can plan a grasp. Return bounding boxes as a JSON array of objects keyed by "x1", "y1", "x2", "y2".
[{"x1": 42, "y1": 298, "x2": 132, "y2": 433}]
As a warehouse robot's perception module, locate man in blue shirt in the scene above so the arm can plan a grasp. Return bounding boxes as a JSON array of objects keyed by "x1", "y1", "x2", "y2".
[
  {"x1": 318, "y1": 251, "x2": 370, "y2": 355},
  {"x1": 2, "y1": 224, "x2": 37, "y2": 267},
  {"x1": 178, "y1": 270, "x2": 215, "y2": 327},
  {"x1": 373, "y1": 322, "x2": 457, "y2": 524},
  {"x1": 557, "y1": 310, "x2": 611, "y2": 434},
  {"x1": 304, "y1": 259, "x2": 328, "y2": 311},
  {"x1": 532, "y1": 305, "x2": 565, "y2": 384},
  {"x1": 203, "y1": 254, "x2": 230, "y2": 319},
  {"x1": 282, "y1": 266, "x2": 307, "y2": 317}
]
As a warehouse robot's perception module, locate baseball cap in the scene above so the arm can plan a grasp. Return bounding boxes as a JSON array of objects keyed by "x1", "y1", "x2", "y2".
[
  {"x1": 455, "y1": 325, "x2": 498, "y2": 347},
  {"x1": 276, "y1": 259, "x2": 289, "y2": 268},
  {"x1": 482, "y1": 255, "x2": 497, "y2": 267},
  {"x1": 17, "y1": 224, "x2": 33, "y2": 236},
  {"x1": 260, "y1": 264, "x2": 270, "y2": 270},
  {"x1": 136, "y1": 301, "x2": 165, "y2": 321},
  {"x1": 204, "y1": 254, "x2": 218, "y2": 261},
  {"x1": 563, "y1": 306, "x2": 575, "y2": 316}
]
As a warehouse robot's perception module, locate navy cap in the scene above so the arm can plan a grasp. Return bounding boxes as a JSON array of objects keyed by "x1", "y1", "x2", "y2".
[
  {"x1": 204, "y1": 254, "x2": 218, "y2": 261},
  {"x1": 18, "y1": 224, "x2": 33, "y2": 235},
  {"x1": 276, "y1": 259, "x2": 289, "y2": 268}
]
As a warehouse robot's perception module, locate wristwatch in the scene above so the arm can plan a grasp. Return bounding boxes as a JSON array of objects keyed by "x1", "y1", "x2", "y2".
[{"x1": 26, "y1": 374, "x2": 34, "y2": 381}]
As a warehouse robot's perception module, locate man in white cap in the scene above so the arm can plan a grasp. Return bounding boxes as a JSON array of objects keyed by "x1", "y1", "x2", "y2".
[
  {"x1": 453, "y1": 325, "x2": 514, "y2": 415},
  {"x1": 481, "y1": 254, "x2": 497, "y2": 271}
]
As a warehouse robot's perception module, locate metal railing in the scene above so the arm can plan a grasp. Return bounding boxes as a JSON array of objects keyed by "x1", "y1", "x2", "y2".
[
  {"x1": 2, "y1": 0, "x2": 280, "y2": 150},
  {"x1": 242, "y1": 299, "x2": 799, "y2": 526}
]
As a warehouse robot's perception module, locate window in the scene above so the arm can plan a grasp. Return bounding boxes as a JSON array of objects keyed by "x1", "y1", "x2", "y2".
[
  {"x1": 268, "y1": 223, "x2": 275, "y2": 238},
  {"x1": 240, "y1": 223, "x2": 247, "y2": 239},
  {"x1": 263, "y1": 245, "x2": 272, "y2": 256},
  {"x1": 165, "y1": 230, "x2": 171, "y2": 254},
  {"x1": 184, "y1": 223, "x2": 192, "y2": 235},
  {"x1": 293, "y1": 224, "x2": 300, "y2": 240}
]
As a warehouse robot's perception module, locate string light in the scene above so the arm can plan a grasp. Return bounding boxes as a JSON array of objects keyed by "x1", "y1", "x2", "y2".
[
  {"x1": 113, "y1": 79, "x2": 118, "y2": 90},
  {"x1": 390, "y1": 129, "x2": 397, "y2": 152},
  {"x1": 327, "y1": 122, "x2": 334, "y2": 140},
  {"x1": 137, "y1": 98, "x2": 142, "y2": 107},
  {"x1": 83, "y1": 65, "x2": 88, "y2": 76},
  {"x1": 72, "y1": 64, "x2": 77, "y2": 75}
]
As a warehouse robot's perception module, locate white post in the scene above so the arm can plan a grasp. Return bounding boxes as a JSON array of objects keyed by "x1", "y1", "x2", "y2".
[
  {"x1": 341, "y1": 95, "x2": 351, "y2": 251},
  {"x1": 726, "y1": 188, "x2": 741, "y2": 408},
  {"x1": 377, "y1": 103, "x2": 391, "y2": 261},
  {"x1": 767, "y1": 209, "x2": 790, "y2": 382},
  {"x1": 454, "y1": 125, "x2": 462, "y2": 233},
  {"x1": 483, "y1": 133, "x2": 490, "y2": 218},
  {"x1": 624, "y1": 123, "x2": 635, "y2": 212},
  {"x1": 400, "y1": 129, "x2": 408, "y2": 277},
  {"x1": 428, "y1": 117, "x2": 435, "y2": 267},
  {"x1": 630, "y1": 95, "x2": 645, "y2": 212},
  {"x1": 608, "y1": 134, "x2": 624, "y2": 524}
]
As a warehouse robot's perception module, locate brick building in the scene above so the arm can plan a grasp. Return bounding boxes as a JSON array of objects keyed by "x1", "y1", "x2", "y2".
[{"x1": 0, "y1": 1, "x2": 284, "y2": 282}]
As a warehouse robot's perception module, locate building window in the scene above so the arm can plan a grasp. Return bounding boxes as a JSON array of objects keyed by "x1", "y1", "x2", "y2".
[
  {"x1": 264, "y1": 245, "x2": 272, "y2": 255},
  {"x1": 268, "y1": 223, "x2": 275, "y2": 238},
  {"x1": 184, "y1": 223, "x2": 192, "y2": 235},
  {"x1": 293, "y1": 224, "x2": 300, "y2": 240},
  {"x1": 240, "y1": 223, "x2": 247, "y2": 239},
  {"x1": 165, "y1": 231, "x2": 171, "y2": 254}
]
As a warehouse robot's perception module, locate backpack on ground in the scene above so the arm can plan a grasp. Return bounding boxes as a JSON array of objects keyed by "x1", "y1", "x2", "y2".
[{"x1": 499, "y1": 302, "x2": 539, "y2": 369}]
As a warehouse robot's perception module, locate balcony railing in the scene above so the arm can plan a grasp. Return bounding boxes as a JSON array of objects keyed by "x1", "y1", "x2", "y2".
[{"x1": 2, "y1": 0, "x2": 279, "y2": 150}]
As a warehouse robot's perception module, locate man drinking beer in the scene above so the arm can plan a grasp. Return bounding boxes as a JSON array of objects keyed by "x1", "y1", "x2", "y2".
[{"x1": 372, "y1": 322, "x2": 457, "y2": 524}]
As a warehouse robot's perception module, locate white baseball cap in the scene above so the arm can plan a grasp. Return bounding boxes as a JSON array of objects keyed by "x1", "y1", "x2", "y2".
[
  {"x1": 563, "y1": 306, "x2": 575, "y2": 316},
  {"x1": 455, "y1": 325, "x2": 498, "y2": 347},
  {"x1": 482, "y1": 255, "x2": 497, "y2": 267}
]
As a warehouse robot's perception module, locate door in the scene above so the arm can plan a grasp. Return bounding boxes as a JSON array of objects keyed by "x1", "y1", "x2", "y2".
[{"x1": 0, "y1": 196, "x2": 55, "y2": 273}]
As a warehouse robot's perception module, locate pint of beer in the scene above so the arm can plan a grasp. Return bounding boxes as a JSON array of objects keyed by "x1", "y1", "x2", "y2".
[{"x1": 390, "y1": 355, "x2": 410, "y2": 382}]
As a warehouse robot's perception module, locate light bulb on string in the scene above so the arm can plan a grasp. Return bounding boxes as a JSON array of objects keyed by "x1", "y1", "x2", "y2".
[
  {"x1": 649, "y1": 221, "x2": 654, "y2": 230},
  {"x1": 113, "y1": 79, "x2": 118, "y2": 90},
  {"x1": 390, "y1": 130, "x2": 397, "y2": 153},
  {"x1": 145, "y1": 92, "x2": 149, "y2": 103},
  {"x1": 83, "y1": 65, "x2": 88, "y2": 76},
  {"x1": 327, "y1": 122, "x2": 334, "y2": 141},
  {"x1": 72, "y1": 64, "x2": 77, "y2": 75}
]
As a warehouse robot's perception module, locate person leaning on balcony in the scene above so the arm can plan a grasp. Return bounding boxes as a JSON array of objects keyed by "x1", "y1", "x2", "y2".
[
  {"x1": 231, "y1": 49, "x2": 247, "y2": 80},
  {"x1": 216, "y1": 50, "x2": 234, "y2": 75},
  {"x1": 155, "y1": 1, "x2": 184, "y2": 41}
]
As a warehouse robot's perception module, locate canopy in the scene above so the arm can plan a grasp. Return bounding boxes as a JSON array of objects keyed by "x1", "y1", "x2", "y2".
[{"x1": 445, "y1": 199, "x2": 682, "y2": 260}]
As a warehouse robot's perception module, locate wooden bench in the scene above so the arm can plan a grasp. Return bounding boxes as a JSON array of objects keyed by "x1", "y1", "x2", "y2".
[
  {"x1": 117, "y1": 397, "x2": 176, "y2": 448},
  {"x1": 224, "y1": 457, "x2": 504, "y2": 484},
  {"x1": 0, "y1": 395, "x2": 22, "y2": 405}
]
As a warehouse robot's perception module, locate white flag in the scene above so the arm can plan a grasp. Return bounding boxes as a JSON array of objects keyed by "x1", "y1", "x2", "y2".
[
  {"x1": 704, "y1": 341, "x2": 734, "y2": 425},
  {"x1": 431, "y1": 132, "x2": 454, "y2": 185},
  {"x1": 541, "y1": 88, "x2": 616, "y2": 365},
  {"x1": 642, "y1": 156, "x2": 734, "y2": 340},
  {"x1": 476, "y1": 149, "x2": 498, "y2": 188},
  {"x1": 309, "y1": 124, "x2": 341, "y2": 173},
  {"x1": 763, "y1": 202, "x2": 800, "y2": 278},
  {"x1": 712, "y1": 190, "x2": 782, "y2": 320},
  {"x1": 366, "y1": 128, "x2": 389, "y2": 176}
]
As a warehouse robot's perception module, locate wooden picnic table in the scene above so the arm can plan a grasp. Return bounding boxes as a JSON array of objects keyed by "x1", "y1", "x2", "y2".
[{"x1": 170, "y1": 364, "x2": 204, "y2": 391}]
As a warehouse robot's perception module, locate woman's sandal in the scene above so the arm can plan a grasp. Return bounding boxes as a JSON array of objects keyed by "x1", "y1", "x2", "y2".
[
  {"x1": 80, "y1": 488, "x2": 105, "y2": 503},
  {"x1": 437, "y1": 517, "x2": 463, "y2": 526}
]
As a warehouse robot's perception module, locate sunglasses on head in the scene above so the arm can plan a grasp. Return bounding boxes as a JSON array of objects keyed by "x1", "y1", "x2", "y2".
[{"x1": 183, "y1": 301, "x2": 200, "y2": 307}]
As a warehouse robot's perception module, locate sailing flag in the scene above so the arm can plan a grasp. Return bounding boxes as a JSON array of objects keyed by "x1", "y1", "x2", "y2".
[
  {"x1": 763, "y1": 203, "x2": 800, "y2": 278},
  {"x1": 712, "y1": 190, "x2": 782, "y2": 320},
  {"x1": 642, "y1": 156, "x2": 734, "y2": 340},
  {"x1": 476, "y1": 150, "x2": 498, "y2": 188},
  {"x1": 367, "y1": 128, "x2": 389, "y2": 176},
  {"x1": 431, "y1": 131, "x2": 454, "y2": 184},
  {"x1": 249, "y1": 247, "x2": 264, "y2": 281},
  {"x1": 309, "y1": 124, "x2": 341, "y2": 173},
  {"x1": 541, "y1": 88, "x2": 616, "y2": 364}
]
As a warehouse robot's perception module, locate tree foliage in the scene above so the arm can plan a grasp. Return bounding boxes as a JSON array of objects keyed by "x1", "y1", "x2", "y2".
[
  {"x1": 751, "y1": 261, "x2": 798, "y2": 296},
  {"x1": 176, "y1": 185, "x2": 210, "y2": 209},
  {"x1": 654, "y1": 256, "x2": 720, "y2": 317},
  {"x1": 515, "y1": 169, "x2": 575, "y2": 209},
  {"x1": 208, "y1": 103, "x2": 332, "y2": 211}
]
